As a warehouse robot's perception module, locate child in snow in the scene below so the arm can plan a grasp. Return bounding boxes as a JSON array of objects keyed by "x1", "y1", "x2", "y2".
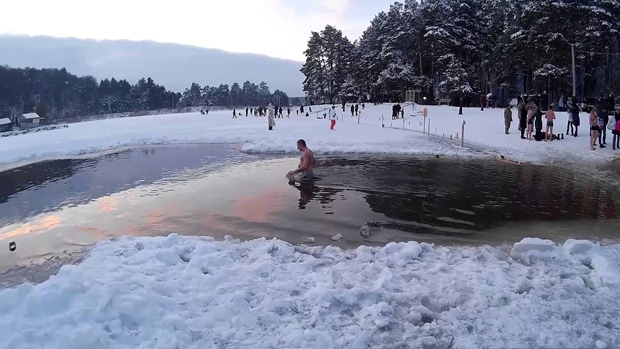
[{"x1": 545, "y1": 105, "x2": 556, "y2": 141}]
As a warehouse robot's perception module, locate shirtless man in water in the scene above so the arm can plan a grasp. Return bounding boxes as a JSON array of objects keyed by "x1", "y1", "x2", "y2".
[{"x1": 286, "y1": 139, "x2": 314, "y2": 183}]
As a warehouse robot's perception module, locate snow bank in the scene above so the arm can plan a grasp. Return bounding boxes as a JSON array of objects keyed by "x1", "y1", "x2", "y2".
[{"x1": 1, "y1": 235, "x2": 618, "y2": 348}]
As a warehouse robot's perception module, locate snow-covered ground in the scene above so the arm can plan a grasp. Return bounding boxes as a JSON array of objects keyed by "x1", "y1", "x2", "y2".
[
  {"x1": 0, "y1": 234, "x2": 618, "y2": 348},
  {"x1": 2, "y1": 103, "x2": 616, "y2": 170}
]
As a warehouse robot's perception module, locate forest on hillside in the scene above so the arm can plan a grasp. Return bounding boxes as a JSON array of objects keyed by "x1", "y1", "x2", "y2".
[
  {"x1": 0, "y1": 65, "x2": 291, "y2": 121},
  {"x1": 301, "y1": 0, "x2": 620, "y2": 106}
]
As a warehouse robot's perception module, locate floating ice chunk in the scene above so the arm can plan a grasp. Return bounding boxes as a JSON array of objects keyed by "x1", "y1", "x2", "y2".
[
  {"x1": 303, "y1": 237, "x2": 315, "y2": 243},
  {"x1": 510, "y1": 238, "x2": 557, "y2": 260},
  {"x1": 330, "y1": 234, "x2": 342, "y2": 241}
]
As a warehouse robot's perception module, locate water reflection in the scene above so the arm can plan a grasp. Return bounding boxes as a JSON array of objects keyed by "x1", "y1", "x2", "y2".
[
  {"x1": 0, "y1": 145, "x2": 244, "y2": 227},
  {"x1": 1, "y1": 151, "x2": 620, "y2": 272}
]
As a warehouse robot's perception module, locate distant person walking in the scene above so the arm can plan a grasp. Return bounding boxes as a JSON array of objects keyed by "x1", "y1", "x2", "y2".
[
  {"x1": 589, "y1": 108, "x2": 599, "y2": 150},
  {"x1": 300, "y1": 105, "x2": 304, "y2": 114},
  {"x1": 350, "y1": 104, "x2": 354, "y2": 116},
  {"x1": 268, "y1": 104, "x2": 276, "y2": 130},
  {"x1": 233, "y1": 109, "x2": 237, "y2": 118},
  {"x1": 545, "y1": 105, "x2": 556, "y2": 141},
  {"x1": 287, "y1": 108, "x2": 290, "y2": 117},
  {"x1": 279, "y1": 106, "x2": 283, "y2": 118},
  {"x1": 355, "y1": 104, "x2": 359, "y2": 116},
  {"x1": 246, "y1": 107, "x2": 249, "y2": 117},
  {"x1": 504, "y1": 106, "x2": 512, "y2": 134}
]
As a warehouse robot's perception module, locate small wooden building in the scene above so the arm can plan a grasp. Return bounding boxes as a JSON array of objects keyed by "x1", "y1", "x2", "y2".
[
  {"x1": 19, "y1": 112, "x2": 41, "y2": 129},
  {"x1": 0, "y1": 118, "x2": 12, "y2": 132}
]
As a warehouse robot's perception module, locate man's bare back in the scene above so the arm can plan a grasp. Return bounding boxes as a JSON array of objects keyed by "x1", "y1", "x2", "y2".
[{"x1": 286, "y1": 139, "x2": 314, "y2": 183}]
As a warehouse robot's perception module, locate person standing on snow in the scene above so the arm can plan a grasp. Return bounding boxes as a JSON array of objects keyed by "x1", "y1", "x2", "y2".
[
  {"x1": 246, "y1": 107, "x2": 249, "y2": 117},
  {"x1": 268, "y1": 104, "x2": 276, "y2": 130},
  {"x1": 518, "y1": 98, "x2": 527, "y2": 139},
  {"x1": 279, "y1": 106, "x2": 283, "y2": 118},
  {"x1": 355, "y1": 104, "x2": 359, "y2": 116},
  {"x1": 526, "y1": 99, "x2": 537, "y2": 140},
  {"x1": 350, "y1": 104, "x2": 354, "y2": 117},
  {"x1": 504, "y1": 106, "x2": 513, "y2": 134},
  {"x1": 233, "y1": 109, "x2": 237, "y2": 118},
  {"x1": 287, "y1": 108, "x2": 291, "y2": 118},
  {"x1": 329, "y1": 108, "x2": 336, "y2": 130},
  {"x1": 612, "y1": 111, "x2": 620, "y2": 150},
  {"x1": 570, "y1": 97, "x2": 580, "y2": 137},
  {"x1": 545, "y1": 105, "x2": 556, "y2": 141},
  {"x1": 590, "y1": 108, "x2": 599, "y2": 150}
]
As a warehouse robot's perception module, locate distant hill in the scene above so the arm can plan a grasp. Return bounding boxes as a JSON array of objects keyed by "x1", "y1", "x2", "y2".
[{"x1": 0, "y1": 35, "x2": 304, "y2": 95}]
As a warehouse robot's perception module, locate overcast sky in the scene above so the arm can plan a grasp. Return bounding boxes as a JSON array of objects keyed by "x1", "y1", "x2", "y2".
[{"x1": 1, "y1": 0, "x2": 394, "y2": 62}]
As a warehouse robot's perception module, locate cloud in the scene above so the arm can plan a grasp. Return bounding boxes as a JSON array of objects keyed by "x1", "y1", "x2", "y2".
[{"x1": 0, "y1": 0, "x2": 371, "y2": 61}]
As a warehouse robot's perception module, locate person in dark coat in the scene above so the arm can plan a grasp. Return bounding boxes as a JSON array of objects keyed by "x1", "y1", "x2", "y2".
[
  {"x1": 598, "y1": 102, "x2": 609, "y2": 146},
  {"x1": 534, "y1": 107, "x2": 544, "y2": 140},
  {"x1": 570, "y1": 97, "x2": 580, "y2": 137},
  {"x1": 246, "y1": 107, "x2": 249, "y2": 117},
  {"x1": 354, "y1": 104, "x2": 359, "y2": 116},
  {"x1": 392, "y1": 104, "x2": 398, "y2": 119},
  {"x1": 350, "y1": 104, "x2": 355, "y2": 116},
  {"x1": 300, "y1": 105, "x2": 304, "y2": 114},
  {"x1": 518, "y1": 98, "x2": 527, "y2": 139}
]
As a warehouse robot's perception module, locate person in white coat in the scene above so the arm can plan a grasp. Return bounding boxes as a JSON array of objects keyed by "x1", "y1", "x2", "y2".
[
  {"x1": 268, "y1": 104, "x2": 276, "y2": 130},
  {"x1": 329, "y1": 108, "x2": 336, "y2": 130}
]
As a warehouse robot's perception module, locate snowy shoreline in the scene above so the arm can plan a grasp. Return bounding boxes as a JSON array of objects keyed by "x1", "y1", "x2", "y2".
[
  {"x1": 1, "y1": 234, "x2": 618, "y2": 348},
  {"x1": 2, "y1": 103, "x2": 618, "y2": 173}
]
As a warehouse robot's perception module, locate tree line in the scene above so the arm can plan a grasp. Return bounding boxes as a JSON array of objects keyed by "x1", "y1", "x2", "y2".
[
  {"x1": 177, "y1": 81, "x2": 293, "y2": 109},
  {"x1": 0, "y1": 65, "x2": 293, "y2": 121},
  {"x1": 301, "y1": 0, "x2": 620, "y2": 106}
]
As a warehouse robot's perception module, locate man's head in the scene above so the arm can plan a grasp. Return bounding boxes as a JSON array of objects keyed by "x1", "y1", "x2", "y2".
[{"x1": 296, "y1": 139, "x2": 307, "y2": 151}]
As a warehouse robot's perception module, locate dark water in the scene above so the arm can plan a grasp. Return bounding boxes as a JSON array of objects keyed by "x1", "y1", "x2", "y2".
[{"x1": 1, "y1": 145, "x2": 619, "y2": 271}]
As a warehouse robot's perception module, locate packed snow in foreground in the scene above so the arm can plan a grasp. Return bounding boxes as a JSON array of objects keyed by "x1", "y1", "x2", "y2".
[
  {"x1": 1, "y1": 234, "x2": 617, "y2": 349},
  {"x1": 1, "y1": 103, "x2": 616, "y2": 170}
]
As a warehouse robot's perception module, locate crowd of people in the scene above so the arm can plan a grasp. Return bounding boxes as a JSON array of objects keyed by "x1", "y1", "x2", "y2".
[{"x1": 506, "y1": 95, "x2": 620, "y2": 150}]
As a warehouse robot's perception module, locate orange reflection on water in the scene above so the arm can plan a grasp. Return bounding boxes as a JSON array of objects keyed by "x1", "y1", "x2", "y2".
[
  {"x1": 233, "y1": 190, "x2": 285, "y2": 223},
  {"x1": 98, "y1": 196, "x2": 118, "y2": 213},
  {"x1": 0, "y1": 215, "x2": 63, "y2": 240}
]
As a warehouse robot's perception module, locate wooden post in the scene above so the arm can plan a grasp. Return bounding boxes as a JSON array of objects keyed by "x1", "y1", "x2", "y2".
[{"x1": 461, "y1": 120, "x2": 466, "y2": 147}]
